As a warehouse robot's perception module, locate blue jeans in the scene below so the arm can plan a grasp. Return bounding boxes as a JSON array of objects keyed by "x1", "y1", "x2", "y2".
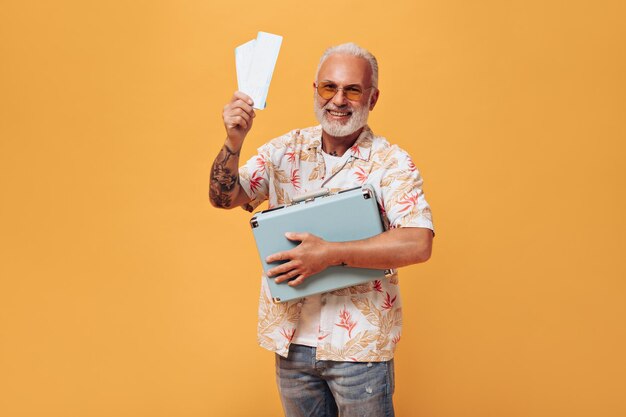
[{"x1": 275, "y1": 344, "x2": 395, "y2": 417}]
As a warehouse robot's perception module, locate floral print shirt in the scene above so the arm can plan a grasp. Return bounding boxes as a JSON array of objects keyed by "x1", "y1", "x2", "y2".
[{"x1": 238, "y1": 125, "x2": 434, "y2": 361}]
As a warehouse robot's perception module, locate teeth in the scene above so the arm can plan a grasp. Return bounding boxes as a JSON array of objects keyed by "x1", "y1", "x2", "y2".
[{"x1": 328, "y1": 110, "x2": 350, "y2": 116}]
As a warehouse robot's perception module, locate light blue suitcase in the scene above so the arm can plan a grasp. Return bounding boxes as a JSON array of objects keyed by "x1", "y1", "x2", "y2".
[{"x1": 250, "y1": 185, "x2": 391, "y2": 303}]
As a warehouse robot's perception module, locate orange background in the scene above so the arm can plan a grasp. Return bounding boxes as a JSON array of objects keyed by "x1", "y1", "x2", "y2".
[{"x1": 1, "y1": 1, "x2": 625, "y2": 416}]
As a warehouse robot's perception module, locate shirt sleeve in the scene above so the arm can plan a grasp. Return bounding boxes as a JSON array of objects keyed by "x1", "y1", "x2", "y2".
[
  {"x1": 380, "y1": 146, "x2": 434, "y2": 231},
  {"x1": 238, "y1": 144, "x2": 271, "y2": 212}
]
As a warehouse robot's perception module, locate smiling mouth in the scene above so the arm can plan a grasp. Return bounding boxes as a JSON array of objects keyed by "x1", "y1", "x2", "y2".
[{"x1": 327, "y1": 109, "x2": 352, "y2": 117}]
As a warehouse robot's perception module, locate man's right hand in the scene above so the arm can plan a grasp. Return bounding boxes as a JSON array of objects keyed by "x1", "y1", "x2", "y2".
[{"x1": 222, "y1": 91, "x2": 256, "y2": 151}]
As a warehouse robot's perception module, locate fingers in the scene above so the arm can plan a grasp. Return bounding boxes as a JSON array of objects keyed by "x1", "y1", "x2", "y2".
[
  {"x1": 267, "y1": 258, "x2": 306, "y2": 284},
  {"x1": 224, "y1": 100, "x2": 255, "y2": 122},
  {"x1": 287, "y1": 275, "x2": 306, "y2": 287},
  {"x1": 225, "y1": 99, "x2": 255, "y2": 119},
  {"x1": 267, "y1": 258, "x2": 298, "y2": 277},
  {"x1": 224, "y1": 110, "x2": 251, "y2": 130},
  {"x1": 285, "y1": 232, "x2": 309, "y2": 242},
  {"x1": 223, "y1": 92, "x2": 256, "y2": 132},
  {"x1": 266, "y1": 233, "x2": 313, "y2": 263},
  {"x1": 233, "y1": 91, "x2": 254, "y2": 106},
  {"x1": 274, "y1": 268, "x2": 304, "y2": 285},
  {"x1": 271, "y1": 265, "x2": 307, "y2": 286},
  {"x1": 265, "y1": 232, "x2": 323, "y2": 286},
  {"x1": 266, "y1": 249, "x2": 290, "y2": 264},
  {"x1": 228, "y1": 92, "x2": 255, "y2": 117}
]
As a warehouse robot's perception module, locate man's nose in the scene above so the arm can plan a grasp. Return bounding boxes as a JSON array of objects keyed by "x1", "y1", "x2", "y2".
[{"x1": 332, "y1": 89, "x2": 348, "y2": 106}]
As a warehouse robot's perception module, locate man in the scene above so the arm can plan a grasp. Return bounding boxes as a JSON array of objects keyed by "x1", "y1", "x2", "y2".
[{"x1": 210, "y1": 43, "x2": 434, "y2": 417}]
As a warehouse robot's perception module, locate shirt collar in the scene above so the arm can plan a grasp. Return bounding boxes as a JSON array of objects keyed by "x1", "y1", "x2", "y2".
[{"x1": 308, "y1": 125, "x2": 373, "y2": 162}]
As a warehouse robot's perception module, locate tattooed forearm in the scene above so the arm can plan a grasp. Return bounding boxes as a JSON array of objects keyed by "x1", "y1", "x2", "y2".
[{"x1": 210, "y1": 143, "x2": 241, "y2": 208}]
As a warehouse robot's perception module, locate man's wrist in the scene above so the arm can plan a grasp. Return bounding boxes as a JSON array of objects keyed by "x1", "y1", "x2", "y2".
[
  {"x1": 224, "y1": 137, "x2": 242, "y2": 155},
  {"x1": 327, "y1": 241, "x2": 347, "y2": 267}
]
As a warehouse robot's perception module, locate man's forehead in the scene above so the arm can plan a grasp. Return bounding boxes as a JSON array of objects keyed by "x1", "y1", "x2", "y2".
[{"x1": 317, "y1": 54, "x2": 371, "y2": 85}]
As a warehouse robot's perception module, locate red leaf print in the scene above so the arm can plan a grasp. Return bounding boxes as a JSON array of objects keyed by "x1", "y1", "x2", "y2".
[
  {"x1": 373, "y1": 280, "x2": 383, "y2": 292},
  {"x1": 255, "y1": 155, "x2": 267, "y2": 174},
  {"x1": 290, "y1": 169, "x2": 301, "y2": 190},
  {"x1": 381, "y1": 292, "x2": 397, "y2": 310},
  {"x1": 354, "y1": 167, "x2": 367, "y2": 184},
  {"x1": 249, "y1": 170, "x2": 264, "y2": 193},
  {"x1": 407, "y1": 159, "x2": 416, "y2": 172},
  {"x1": 335, "y1": 306, "x2": 357, "y2": 338},
  {"x1": 397, "y1": 192, "x2": 418, "y2": 213},
  {"x1": 280, "y1": 327, "x2": 296, "y2": 342},
  {"x1": 392, "y1": 334, "x2": 401, "y2": 344},
  {"x1": 285, "y1": 151, "x2": 296, "y2": 164},
  {"x1": 317, "y1": 325, "x2": 330, "y2": 341},
  {"x1": 350, "y1": 144, "x2": 362, "y2": 158}
]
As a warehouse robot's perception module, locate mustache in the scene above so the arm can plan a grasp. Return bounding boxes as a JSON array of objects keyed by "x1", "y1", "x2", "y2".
[{"x1": 324, "y1": 103, "x2": 353, "y2": 112}]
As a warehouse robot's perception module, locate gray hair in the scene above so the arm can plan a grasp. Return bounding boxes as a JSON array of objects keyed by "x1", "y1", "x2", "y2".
[{"x1": 316, "y1": 42, "x2": 379, "y2": 88}]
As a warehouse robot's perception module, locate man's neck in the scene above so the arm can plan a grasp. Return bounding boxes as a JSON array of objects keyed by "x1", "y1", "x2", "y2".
[{"x1": 321, "y1": 127, "x2": 364, "y2": 157}]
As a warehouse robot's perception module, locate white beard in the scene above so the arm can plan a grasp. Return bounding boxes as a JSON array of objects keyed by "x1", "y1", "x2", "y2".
[{"x1": 314, "y1": 96, "x2": 371, "y2": 137}]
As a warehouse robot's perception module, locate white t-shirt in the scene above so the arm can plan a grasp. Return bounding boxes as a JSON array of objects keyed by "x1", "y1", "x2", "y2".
[{"x1": 291, "y1": 150, "x2": 344, "y2": 347}]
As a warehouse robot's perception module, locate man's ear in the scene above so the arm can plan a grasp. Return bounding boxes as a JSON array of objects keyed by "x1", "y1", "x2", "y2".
[{"x1": 369, "y1": 89, "x2": 380, "y2": 110}]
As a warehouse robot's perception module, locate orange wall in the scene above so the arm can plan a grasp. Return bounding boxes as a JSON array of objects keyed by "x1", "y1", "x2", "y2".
[{"x1": 1, "y1": 1, "x2": 625, "y2": 416}]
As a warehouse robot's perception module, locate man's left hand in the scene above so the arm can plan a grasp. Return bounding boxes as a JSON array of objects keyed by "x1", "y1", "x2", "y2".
[{"x1": 266, "y1": 232, "x2": 332, "y2": 287}]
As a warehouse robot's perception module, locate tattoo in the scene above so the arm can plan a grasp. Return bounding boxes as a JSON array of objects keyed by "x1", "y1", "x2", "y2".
[
  {"x1": 242, "y1": 202, "x2": 255, "y2": 213},
  {"x1": 223, "y1": 143, "x2": 240, "y2": 156},
  {"x1": 210, "y1": 191, "x2": 232, "y2": 208},
  {"x1": 213, "y1": 164, "x2": 237, "y2": 191},
  {"x1": 210, "y1": 144, "x2": 240, "y2": 208}
]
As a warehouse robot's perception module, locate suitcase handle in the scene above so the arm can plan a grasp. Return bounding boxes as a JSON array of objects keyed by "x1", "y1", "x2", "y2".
[{"x1": 292, "y1": 188, "x2": 330, "y2": 203}]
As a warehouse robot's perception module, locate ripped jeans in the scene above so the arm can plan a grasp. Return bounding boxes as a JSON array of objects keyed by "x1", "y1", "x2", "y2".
[{"x1": 275, "y1": 344, "x2": 395, "y2": 417}]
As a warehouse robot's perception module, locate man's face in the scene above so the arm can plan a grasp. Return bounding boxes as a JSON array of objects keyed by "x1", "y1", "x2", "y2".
[{"x1": 314, "y1": 54, "x2": 379, "y2": 138}]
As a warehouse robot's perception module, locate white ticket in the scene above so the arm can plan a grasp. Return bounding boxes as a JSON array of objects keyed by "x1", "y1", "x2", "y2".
[{"x1": 235, "y1": 31, "x2": 283, "y2": 110}]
